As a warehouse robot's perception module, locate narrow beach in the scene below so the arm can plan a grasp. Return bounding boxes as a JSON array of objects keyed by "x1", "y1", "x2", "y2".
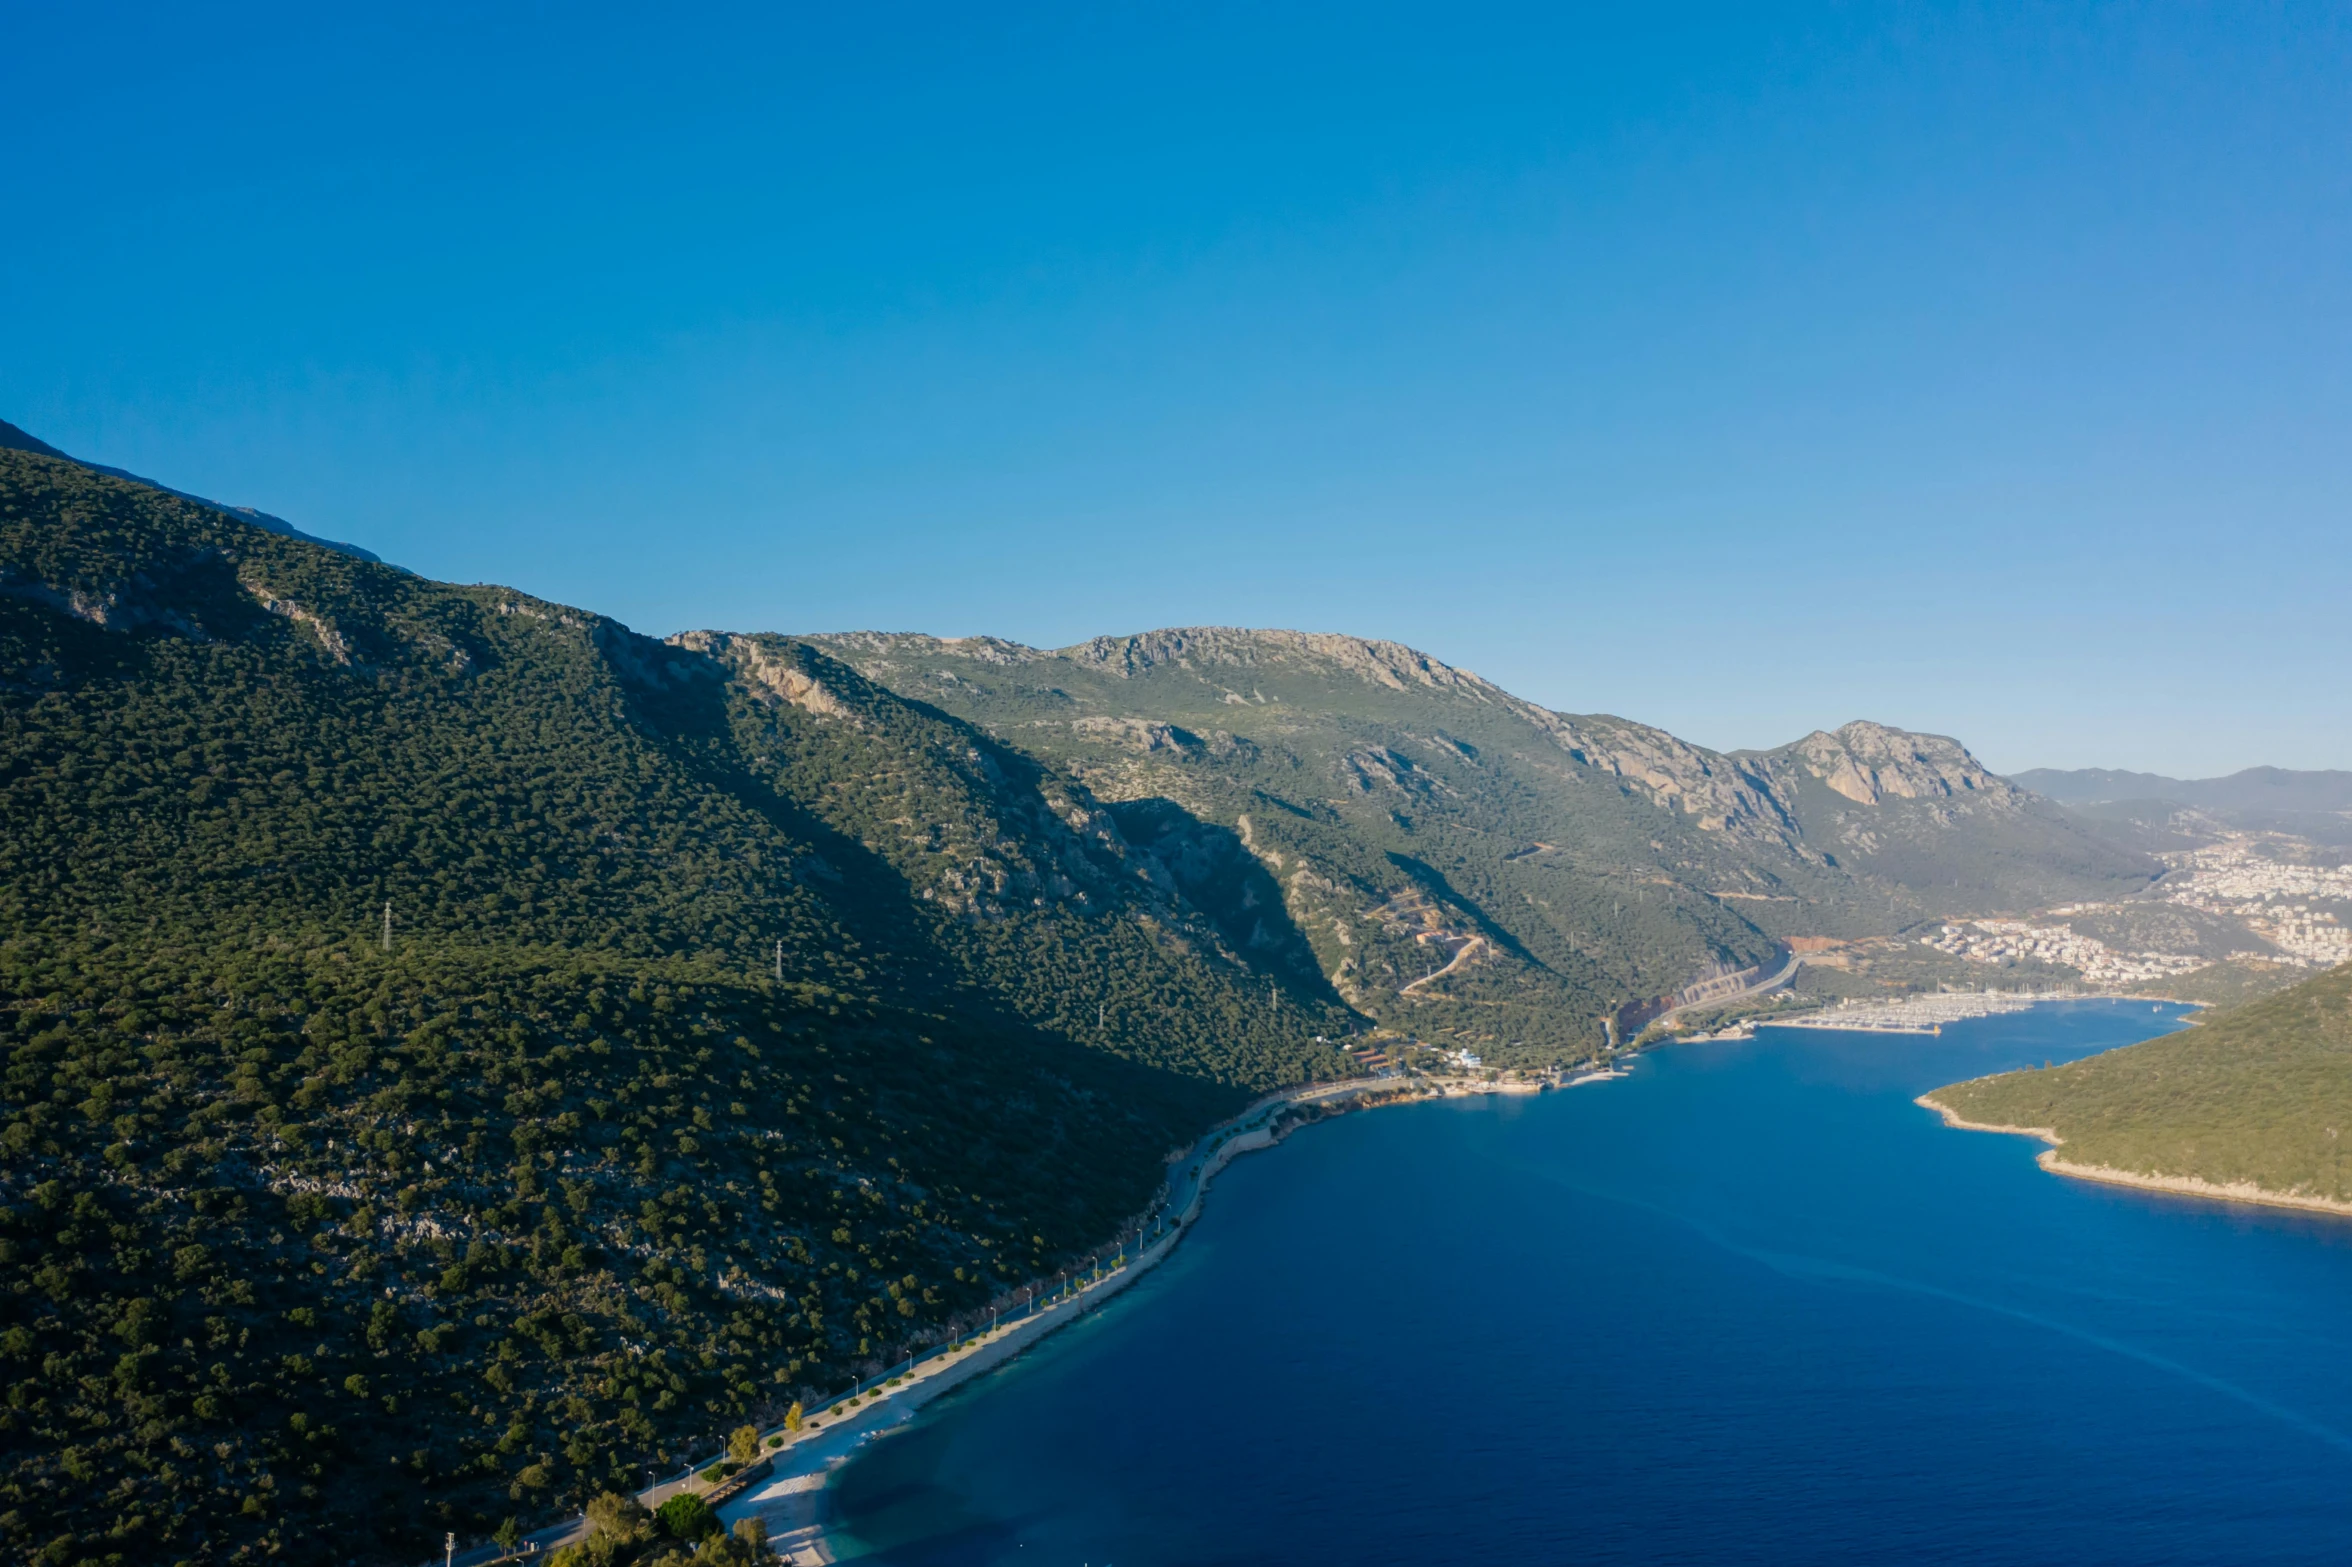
[
  {"x1": 1917, "y1": 1093, "x2": 2352, "y2": 1221},
  {"x1": 726, "y1": 1069, "x2": 1603, "y2": 1560},
  {"x1": 494, "y1": 1069, "x2": 1577, "y2": 1565}
]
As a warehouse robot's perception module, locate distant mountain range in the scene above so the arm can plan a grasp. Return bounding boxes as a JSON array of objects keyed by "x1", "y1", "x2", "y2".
[
  {"x1": 2013, "y1": 766, "x2": 2352, "y2": 847},
  {"x1": 2014, "y1": 765, "x2": 2352, "y2": 812}
]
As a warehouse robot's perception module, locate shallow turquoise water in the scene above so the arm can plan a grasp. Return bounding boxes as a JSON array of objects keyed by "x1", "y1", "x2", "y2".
[{"x1": 834, "y1": 1001, "x2": 2352, "y2": 1565}]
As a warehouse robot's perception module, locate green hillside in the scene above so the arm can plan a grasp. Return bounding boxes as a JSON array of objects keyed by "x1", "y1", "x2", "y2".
[
  {"x1": 1927, "y1": 961, "x2": 2352, "y2": 1204},
  {"x1": 0, "y1": 436, "x2": 2174, "y2": 1565},
  {"x1": 1735, "y1": 723, "x2": 2160, "y2": 911},
  {"x1": 0, "y1": 449, "x2": 1346, "y2": 1564},
  {"x1": 806, "y1": 632, "x2": 2156, "y2": 1055}
]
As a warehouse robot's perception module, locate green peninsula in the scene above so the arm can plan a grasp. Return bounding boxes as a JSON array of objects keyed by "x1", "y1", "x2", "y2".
[{"x1": 1925, "y1": 961, "x2": 2352, "y2": 1213}]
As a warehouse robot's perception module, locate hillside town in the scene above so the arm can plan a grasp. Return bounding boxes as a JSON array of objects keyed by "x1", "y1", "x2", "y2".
[
  {"x1": 2154, "y1": 839, "x2": 2352, "y2": 966},
  {"x1": 1915, "y1": 834, "x2": 2352, "y2": 987},
  {"x1": 1918, "y1": 918, "x2": 2208, "y2": 988}
]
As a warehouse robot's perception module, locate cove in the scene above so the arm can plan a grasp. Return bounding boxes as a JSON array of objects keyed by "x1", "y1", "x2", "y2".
[{"x1": 831, "y1": 1002, "x2": 2352, "y2": 1565}]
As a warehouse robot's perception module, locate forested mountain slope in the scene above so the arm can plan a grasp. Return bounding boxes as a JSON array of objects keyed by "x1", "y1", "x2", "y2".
[
  {"x1": 804, "y1": 630, "x2": 2155, "y2": 1051},
  {"x1": 0, "y1": 448, "x2": 1346, "y2": 1564},
  {"x1": 1735, "y1": 722, "x2": 2157, "y2": 910},
  {"x1": 0, "y1": 432, "x2": 2165, "y2": 1565},
  {"x1": 1926, "y1": 961, "x2": 2352, "y2": 1207},
  {"x1": 0, "y1": 416, "x2": 380, "y2": 564}
]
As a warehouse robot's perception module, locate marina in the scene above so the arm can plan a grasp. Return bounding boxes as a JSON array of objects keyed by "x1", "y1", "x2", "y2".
[{"x1": 1764, "y1": 990, "x2": 2065, "y2": 1035}]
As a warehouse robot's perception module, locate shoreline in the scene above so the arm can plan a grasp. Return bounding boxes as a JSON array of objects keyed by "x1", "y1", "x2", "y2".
[
  {"x1": 1770, "y1": 989, "x2": 2168, "y2": 1036},
  {"x1": 716, "y1": 1097, "x2": 1314, "y2": 1562},
  {"x1": 486, "y1": 1068, "x2": 1612, "y2": 1566},
  {"x1": 1912, "y1": 1094, "x2": 2062, "y2": 1143},
  {"x1": 2034, "y1": 1157, "x2": 2352, "y2": 1219},
  {"x1": 1915, "y1": 1094, "x2": 2352, "y2": 1222},
  {"x1": 742, "y1": 1070, "x2": 1589, "y2": 1560}
]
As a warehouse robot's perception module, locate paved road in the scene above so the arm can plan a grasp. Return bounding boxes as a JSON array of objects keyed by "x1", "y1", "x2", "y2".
[
  {"x1": 1646, "y1": 951, "x2": 1803, "y2": 1035},
  {"x1": 1150, "y1": 1075, "x2": 1398, "y2": 1235},
  {"x1": 436, "y1": 1074, "x2": 1399, "y2": 1567}
]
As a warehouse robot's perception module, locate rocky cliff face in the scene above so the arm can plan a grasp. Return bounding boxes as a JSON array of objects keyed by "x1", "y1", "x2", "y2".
[
  {"x1": 822, "y1": 629, "x2": 1794, "y2": 844},
  {"x1": 1531, "y1": 711, "x2": 1800, "y2": 843},
  {"x1": 803, "y1": 625, "x2": 2162, "y2": 1060},
  {"x1": 811, "y1": 632, "x2": 2117, "y2": 868},
  {"x1": 986, "y1": 636, "x2": 2029, "y2": 850},
  {"x1": 1756, "y1": 720, "x2": 2021, "y2": 807},
  {"x1": 1062, "y1": 625, "x2": 1505, "y2": 695}
]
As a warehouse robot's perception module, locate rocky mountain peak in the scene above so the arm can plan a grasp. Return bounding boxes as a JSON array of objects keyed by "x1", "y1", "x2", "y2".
[
  {"x1": 1778, "y1": 720, "x2": 2013, "y2": 806},
  {"x1": 811, "y1": 630, "x2": 1047, "y2": 666},
  {"x1": 1058, "y1": 626, "x2": 1500, "y2": 696}
]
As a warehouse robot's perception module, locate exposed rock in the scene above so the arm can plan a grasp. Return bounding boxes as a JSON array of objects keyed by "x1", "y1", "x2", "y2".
[
  {"x1": 494, "y1": 598, "x2": 588, "y2": 629},
  {"x1": 1762, "y1": 720, "x2": 2019, "y2": 807},
  {"x1": 1068, "y1": 716, "x2": 1204, "y2": 755},
  {"x1": 1, "y1": 575, "x2": 195, "y2": 637},
  {"x1": 1059, "y1": 626, "x2": 1502, "y2": 695},
  {"x1": 820, "y1": 630, "x2": 1044, "y2": 665},
  {"x1": 1338, "y1": 745, "x2": 1450, "y2": 797},
  {"x1": 242, "y1": 580, "x2": 354, "y2": 665},
  {"x1": 668, "y1": 631, "x2": 857, "y2": 721},
  {"x1": 805, "y1": 622, "x2": 2161, "y2": 991},
  {"x1": 1536, "y1": 711, "x2": 1799, "y2": 841}
]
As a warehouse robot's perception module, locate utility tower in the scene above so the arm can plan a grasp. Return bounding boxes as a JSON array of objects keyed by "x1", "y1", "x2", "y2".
[{"x1": 381, "y1": 900, "x2": 393, "y2": 953}]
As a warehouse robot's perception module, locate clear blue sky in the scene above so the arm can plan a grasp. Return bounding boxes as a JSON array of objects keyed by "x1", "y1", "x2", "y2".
[{"x1": 6, "y1": 3, "x2": 2348, "y2": 776}]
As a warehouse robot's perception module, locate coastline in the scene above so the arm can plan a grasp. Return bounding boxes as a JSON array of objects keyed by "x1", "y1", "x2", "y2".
[
  {"x1": 483, "y1": 1069, "x2": 1601, "y2": 1567},
  {"x1": 2036, "y1": 1156, "x2": 2352, "y2": 1220},
  {"x1": 1915, "y1": 1094, "x2": 2352, "y2": 1221},
  {"x1": 1913, "y1": 1093, "x2": 2061, "y2": 1143},
  {"x1": 714, "y1": 1098, "x2": 1308, "y2": 1562},
  {"x1": 742, "y1": 1070, "x2": 1583, "y2": 1560}
]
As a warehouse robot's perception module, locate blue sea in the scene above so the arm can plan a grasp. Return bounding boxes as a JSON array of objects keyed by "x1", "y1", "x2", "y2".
[{"x1": 832, "y1": 1001, "x2": 2352, "y2": 1565}]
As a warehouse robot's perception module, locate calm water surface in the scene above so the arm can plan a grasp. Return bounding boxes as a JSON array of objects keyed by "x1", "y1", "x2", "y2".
[{"x1": 834, "y1": 1002, "x2": 2352, "y2": 1565}]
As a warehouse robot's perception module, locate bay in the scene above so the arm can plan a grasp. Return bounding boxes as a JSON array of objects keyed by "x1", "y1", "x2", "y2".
[{"x1": 832, "y1": 1001, "x2": 2352, "y2": 1565}]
